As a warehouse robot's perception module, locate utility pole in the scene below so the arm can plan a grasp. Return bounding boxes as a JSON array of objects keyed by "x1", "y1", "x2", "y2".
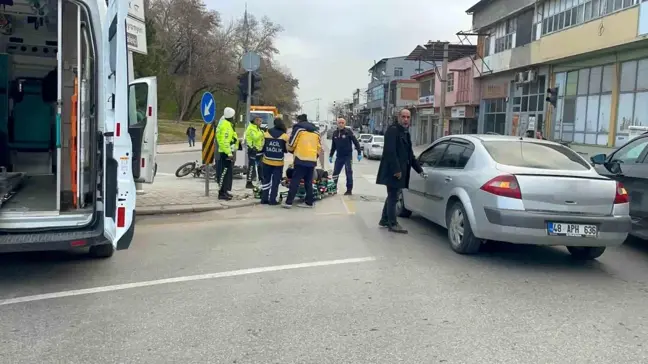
[{"x1": 438, "y1": 42, "x2": 449, "y2": 141}]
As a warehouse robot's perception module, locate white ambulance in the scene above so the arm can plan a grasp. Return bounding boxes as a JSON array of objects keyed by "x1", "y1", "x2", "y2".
[{"x1": 0, "y1": 0, "x2": 157, "y2": 257}]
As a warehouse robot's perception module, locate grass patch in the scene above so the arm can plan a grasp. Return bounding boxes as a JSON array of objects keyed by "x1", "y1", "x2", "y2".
[{"x1": 158, "y1": 119, "x2": 245, "y2": 144}]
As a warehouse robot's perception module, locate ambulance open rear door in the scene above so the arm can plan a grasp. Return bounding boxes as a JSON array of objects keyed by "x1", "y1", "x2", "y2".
[{"x1": 102, "y1": 0, "x2": 136, "y2": 250}]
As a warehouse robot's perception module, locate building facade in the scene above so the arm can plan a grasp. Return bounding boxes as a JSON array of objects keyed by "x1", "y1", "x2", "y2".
[
  {"x1": 467, "y1": 0, "x2": 648, "y2": 146},
  {"x1": 409, "y1": 56, "x2": 480, "y2": 146},
  {"x1": 366, "y1": 56, "x2": 433, "y2": 133}
]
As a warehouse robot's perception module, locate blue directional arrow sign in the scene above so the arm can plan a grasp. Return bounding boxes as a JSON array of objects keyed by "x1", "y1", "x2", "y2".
[{"x1": 201, "y1": 92, "x2": 216, "y2": 124}]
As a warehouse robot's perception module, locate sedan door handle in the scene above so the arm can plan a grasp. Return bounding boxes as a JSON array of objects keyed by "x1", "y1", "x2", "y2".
[{"x1": 444, "y1": 176, "x2": 452, "y2": 182}]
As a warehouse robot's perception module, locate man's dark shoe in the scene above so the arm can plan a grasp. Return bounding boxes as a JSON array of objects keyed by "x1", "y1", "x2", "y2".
[
  {"x1": 379, "y1": 220, "x2": 390, "y2": 228},
  {"x1": 388, "y1": 224, "x2": 408, "y2": 234},
  {"x1": 344, "y1": 190, "x2": 352, "y2": 196},
  {"x1": 218, "y1": 194, "x2": 232, "y2": 201},
  {"x1": 245, "y1": 181, "x2": 254, "y2": 189}
]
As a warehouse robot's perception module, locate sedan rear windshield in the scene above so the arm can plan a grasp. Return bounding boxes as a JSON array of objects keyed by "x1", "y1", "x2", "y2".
[
  {"x1": 360, "y1": 135, "x2": 372, "y2": 141},
  {"x1": 482, "y1": 141, "x2": 591, "y2": 170},
  {"x1": 373, "y1": 136, "x2": 384, "y2": 143}
]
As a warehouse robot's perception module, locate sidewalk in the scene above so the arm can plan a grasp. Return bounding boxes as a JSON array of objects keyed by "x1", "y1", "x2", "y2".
[
  {"x1": 137, "y1": 174, "x2": 257, "y2": 215},
  {"x1": 158, "y1": 142, "x2": 202, "y2": 154}
]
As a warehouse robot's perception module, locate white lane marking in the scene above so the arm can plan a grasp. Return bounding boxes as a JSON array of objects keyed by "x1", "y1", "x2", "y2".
[{"x1": 0, "y1": 257, "x2": 376, "y2": 306}]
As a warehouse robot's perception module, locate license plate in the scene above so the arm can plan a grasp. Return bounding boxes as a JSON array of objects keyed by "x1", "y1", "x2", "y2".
[{"x1": 547, "y1": 222, "x2": 598, "y2": 237}]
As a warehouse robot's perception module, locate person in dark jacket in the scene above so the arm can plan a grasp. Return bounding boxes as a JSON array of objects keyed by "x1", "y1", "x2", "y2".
[
  {"x1": 260, "y1": 118, "x2": 289, "y2": 205},
  {"x1": 329, "y1": 117, "x2": 361, "y2": 195},
  {"x1": 186, "y1": 125, "x2": 196, "y2": 147},
  {"x1": 376, "y1": 109, "x2": 427, "y2": 234}
]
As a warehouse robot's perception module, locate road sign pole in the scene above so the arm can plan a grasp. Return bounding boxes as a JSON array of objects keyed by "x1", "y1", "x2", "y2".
[
  {"x1": 245, "y1": 70, "x2": 252, "y2": 171},
  {"x1": 204, "y1": 140, "x2": 210, "y2": 197},
  {"x1": 200, "y1": 92, "x2": 217, "y2": 197},
  {"x1": 241, "y1": 51, "x2": 260, "y2": 175}
]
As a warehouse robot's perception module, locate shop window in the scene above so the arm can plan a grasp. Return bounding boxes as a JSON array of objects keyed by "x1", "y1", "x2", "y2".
[
  {"x1": 637, "y1": 59, "x2": 648, "y2": 90},
  {"x1": 484, "y1": 98, "x2": 507, "y2": 134},
  {"x1": 616, "y1": 93, "x2": 635, "y2": 135},
  {"x1": 634, "y1": 92, "x2": 648, "y2": 127},
  {"x1": 598, "y1": 94, "x2": 611, "y2": 136},
  {"x1": 620, "y1": 61, "x2": 637, "y2": 92},
  {"x1": 602, "y1": 64, "x2": 614, "y2": 93},
  {"x1": 585, "y1": 95, "x2": 600, "y2": 132},
  {"x1": 577, "y1": 68, "x2": 589, "y2": 95},
  {"x1": 563, "y1": 97, "x2": 577, "y2": 122},
  {"x1": 616, "y1": 58, "x2": 648, "y2": 145},
  {"x1": 566, "y1": 71, "x2": 578, "y2": 96},
  {"x1": 589, "y1": 66, "x2": 602, "y2": 94},
  {"x1": 575, "y1": 96, "x2": 587, "y2": 137}
]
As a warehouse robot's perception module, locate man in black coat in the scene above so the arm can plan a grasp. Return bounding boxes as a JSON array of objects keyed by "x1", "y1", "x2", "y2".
[{"x1": 375, "y1": 109, "x2": 427, "y2": 233}]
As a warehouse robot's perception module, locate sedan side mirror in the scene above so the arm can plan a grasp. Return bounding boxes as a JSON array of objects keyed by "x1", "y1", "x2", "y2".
[{"x1": 590, "y1": 153, "x2": 607, "y2": 165}]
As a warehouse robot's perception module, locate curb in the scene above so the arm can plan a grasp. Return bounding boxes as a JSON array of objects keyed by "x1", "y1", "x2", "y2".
[{"x1": 138, "y1": 199, "x2": 258, "y2": 216}]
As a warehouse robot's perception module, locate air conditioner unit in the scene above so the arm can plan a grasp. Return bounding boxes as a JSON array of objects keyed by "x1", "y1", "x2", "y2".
[
  {"x1": 515, "y1": 72, "x2": 526, "y2": 83},
  {"x1": 527, "y1": 70, "x2": 537, "y2": 83}
]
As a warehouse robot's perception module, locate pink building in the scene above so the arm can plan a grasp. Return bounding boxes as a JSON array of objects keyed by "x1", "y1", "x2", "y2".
[
  {"x1": 410, "y1": 55, "x2": 481, "y2": 144},
  {"x1": 434, "y1": 56, "x2": 481, "y2": 135}
]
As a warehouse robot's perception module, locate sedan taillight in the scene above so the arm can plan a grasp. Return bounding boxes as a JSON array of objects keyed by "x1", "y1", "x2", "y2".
[
  {"x1": 614, "y1": 181, "x2": 629, "y2": 204},
  {"x1": 480, "y1": 175, "x2": 522, "y2": 199}
]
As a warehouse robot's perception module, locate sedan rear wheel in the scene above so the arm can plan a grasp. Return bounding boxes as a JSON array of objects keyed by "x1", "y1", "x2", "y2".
[
  {"x1": 566, "y1": 246, "x2": 606, "y2": 260},
  {"x1": 447, "y1": 202, "x2": 481, "y2": 254}
]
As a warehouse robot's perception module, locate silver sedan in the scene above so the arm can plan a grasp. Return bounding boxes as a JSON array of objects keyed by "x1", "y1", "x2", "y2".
[{"x1": 397, "y1": 135, "x2": 632, "y2": 260}]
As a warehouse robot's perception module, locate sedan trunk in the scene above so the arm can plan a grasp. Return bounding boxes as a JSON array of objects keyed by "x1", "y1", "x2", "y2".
[{"x1": 512, "y1": 173, "x2": 616, "y2": 215}]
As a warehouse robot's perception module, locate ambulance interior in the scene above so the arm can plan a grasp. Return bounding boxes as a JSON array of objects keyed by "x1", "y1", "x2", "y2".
[{"x1": 0, "y1": 0, "x2": 96, "y2": 229}]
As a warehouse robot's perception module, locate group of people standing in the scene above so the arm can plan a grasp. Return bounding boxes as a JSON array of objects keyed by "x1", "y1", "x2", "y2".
[
  {"x1": 213, "y1": 106, "x2": 423, "y2": 234},
  {"x1": 214, "y1": 107, "x2": 323, "y2": 208}
]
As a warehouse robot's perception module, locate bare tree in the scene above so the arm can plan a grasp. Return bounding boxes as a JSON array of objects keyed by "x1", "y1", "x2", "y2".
[{"x1": 140, "y1": 0, "x2": 300, "y2": 120}]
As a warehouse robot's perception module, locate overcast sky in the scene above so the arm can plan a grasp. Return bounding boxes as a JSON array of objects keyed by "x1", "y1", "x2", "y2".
[{"x1": 211, "y1": 0, "x2": 475, "y2": 120}]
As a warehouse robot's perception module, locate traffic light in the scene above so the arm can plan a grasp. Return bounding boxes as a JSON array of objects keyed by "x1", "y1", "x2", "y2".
[
  {"x1": 238, "y1": 72, "x2": 248, "y2": 101},
  {"x1": 546, "y1": 87, "x2": 559, "y2": 107},
  {"x1": 251, "y1": 72, "x2": 261, "y2": 94}
]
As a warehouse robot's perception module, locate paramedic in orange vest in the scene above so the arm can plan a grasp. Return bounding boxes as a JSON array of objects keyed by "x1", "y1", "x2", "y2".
[
  {"x1": 260, "y1": 118, "x2": 289, "y2": 205},
  {"x1": 283, "y1": 114, "x2": 321, "y2": 208}
]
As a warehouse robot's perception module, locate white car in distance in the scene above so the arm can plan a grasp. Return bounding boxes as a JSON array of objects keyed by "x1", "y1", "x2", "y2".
[{"x1": 362, "y1": 135, "x2": 384, "y2": 159}]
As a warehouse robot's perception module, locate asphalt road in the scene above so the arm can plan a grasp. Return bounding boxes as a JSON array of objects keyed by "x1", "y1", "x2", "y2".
[{"x1": 2, "y1": 142, "x2": 648, "y2": 363}]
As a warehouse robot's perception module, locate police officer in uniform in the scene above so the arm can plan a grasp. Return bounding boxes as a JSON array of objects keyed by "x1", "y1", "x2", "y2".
[
  {"x1": 216, "y1": 107, "x2": 239, "y2": 200},
  {"x1": 244, "y1": 116, "x2": 265, "y2": 189},
  {"x1": 329, "y1": 117, "x2": 361, "y2": 195},
  {"x1": 260, "y1": 118, "x2": 289, "y2": 205}
]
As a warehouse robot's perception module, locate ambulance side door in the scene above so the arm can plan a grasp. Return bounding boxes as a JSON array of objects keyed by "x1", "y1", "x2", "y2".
[{"x1": 128, "y1": 76, "x2": 158, "y2": 183}]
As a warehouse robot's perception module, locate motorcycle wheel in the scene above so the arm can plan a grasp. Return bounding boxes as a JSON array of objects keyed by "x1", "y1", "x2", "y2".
[{"x1": 175, "y1": 162, "x2": 196, "y2": 178}]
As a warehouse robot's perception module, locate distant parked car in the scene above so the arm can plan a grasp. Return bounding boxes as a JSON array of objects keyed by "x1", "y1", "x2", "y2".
[
  {"x1": 362, "y1": 135, "x2": 384, "y2": 159},
  {"x1": 398, "y1": 135, "x2": 631, "y2": 260},
  {"x1": 591, "y1": 132, "x2": 648, "y2": 240},
  {"x1": 358, "y1": 134, "x2": 372, "y2": 149}
]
